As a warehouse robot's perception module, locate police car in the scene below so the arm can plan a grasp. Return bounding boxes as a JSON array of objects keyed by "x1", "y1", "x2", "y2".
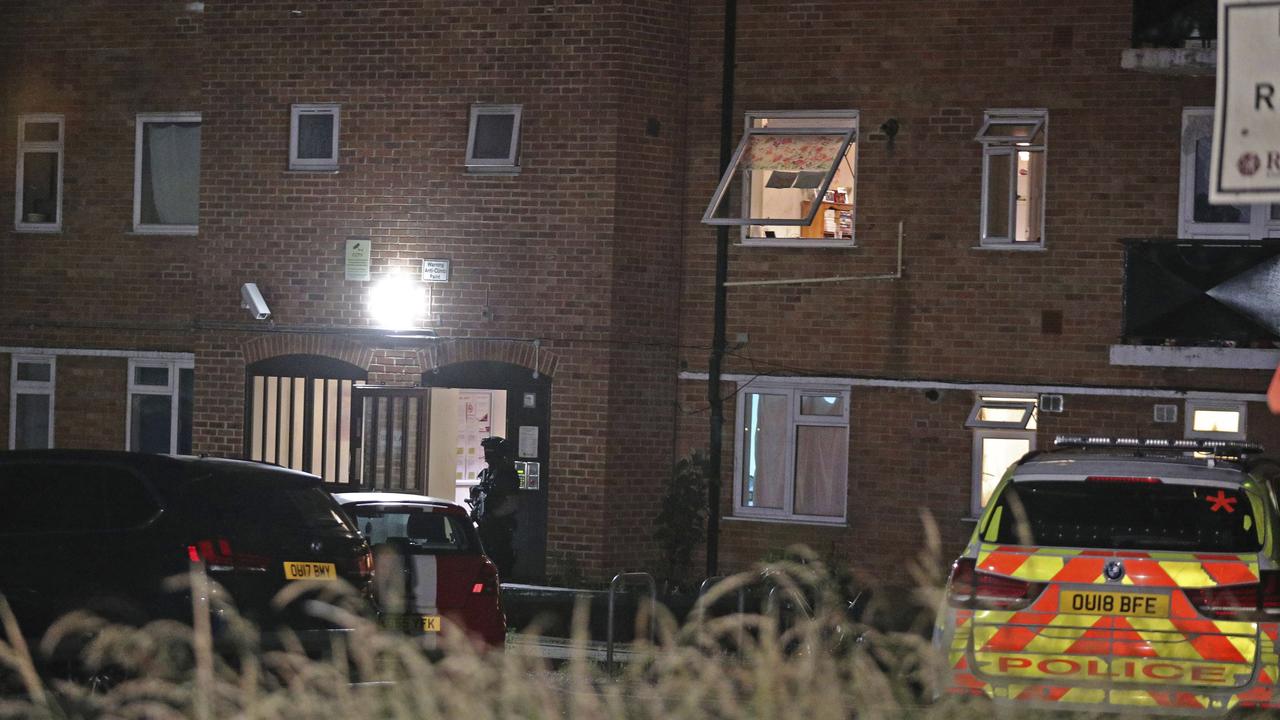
[{"x1": 936, "y1": 436, "x2": 1280, "y2": 714}]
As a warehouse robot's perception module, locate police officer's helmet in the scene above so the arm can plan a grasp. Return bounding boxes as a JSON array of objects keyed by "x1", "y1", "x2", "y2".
[{"x1": 481, "y1": 436, "x2": 514, "y2": 458}]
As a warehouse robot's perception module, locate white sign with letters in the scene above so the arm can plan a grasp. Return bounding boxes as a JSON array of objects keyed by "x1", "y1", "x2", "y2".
[{"x1": 1213, "y1": 0, "x2": 1280, "y2": 202}]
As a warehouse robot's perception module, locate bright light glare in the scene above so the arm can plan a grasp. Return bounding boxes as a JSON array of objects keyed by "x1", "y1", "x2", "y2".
[{"x1": 368, "y1": 274, "x2": 425, "y2": 330}]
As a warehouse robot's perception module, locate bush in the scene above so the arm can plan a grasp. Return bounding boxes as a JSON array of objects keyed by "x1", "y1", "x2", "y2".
[{"x1": 653, "y1": 450, "x2": 710, "y2": 593}]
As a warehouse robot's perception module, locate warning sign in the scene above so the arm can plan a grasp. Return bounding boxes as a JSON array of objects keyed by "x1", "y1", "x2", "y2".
[{"x1": 1212, "y1": 0, "x2": 1280, "y2": 203}]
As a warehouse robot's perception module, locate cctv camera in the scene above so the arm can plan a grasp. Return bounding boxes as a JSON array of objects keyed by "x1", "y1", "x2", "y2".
[{"x1": 240, "y1": 283, "x2": 271, "y2": 320}]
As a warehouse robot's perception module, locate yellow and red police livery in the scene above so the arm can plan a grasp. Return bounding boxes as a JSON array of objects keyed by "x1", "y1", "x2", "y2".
[{"x1": 936, "y1": 436, "x2": 1280, "y2": 714}]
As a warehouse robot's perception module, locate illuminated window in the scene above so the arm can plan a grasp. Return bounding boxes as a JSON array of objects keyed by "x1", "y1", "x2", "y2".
[
  {"x1": 966, "y1": 395, "x2": 1037, "y2": 516},
  {"x1": 734, "y1": 383, "x2": 849, "y2": 523},
  {"x1": 976, "y1": 109, "x2": 1046, "y2": 248},
  {"x1": 1185, "y1": 400, "x2": 1246, "y2": 441}
]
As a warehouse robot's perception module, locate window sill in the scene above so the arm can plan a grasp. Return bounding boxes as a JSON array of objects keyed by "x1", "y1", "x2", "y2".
[
  {"x1": 466, "y1": 166, "x2": 521, "y2": 176},
  {"x1": 129, "y1": 228, "x2": 199, "y2": 237},
  {"x1": 738, "y1": 240, "x2": 857, "y2": 249},
  {"x1": 725, "y1": 514, "x2": 847, "y2": 528},
  {"x1": 285, "y1": 168, "x2": 339, "y2": 174},
  {"x1": 971, "y1": 243, "x2": 1046, "y2": 252},
  {"x1": 13, "y1": 225, "x2": 60, "y2": 234}
]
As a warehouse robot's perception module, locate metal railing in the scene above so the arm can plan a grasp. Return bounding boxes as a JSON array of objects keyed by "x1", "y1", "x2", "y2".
[{"x1": 605, "y1": 572, "x2": 656, "y2": 671}]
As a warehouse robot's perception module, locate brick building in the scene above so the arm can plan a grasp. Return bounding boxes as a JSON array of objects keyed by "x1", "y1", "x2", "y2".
[{"x1": 2, "y1": 0, "x2": 1277, "y2": 585}]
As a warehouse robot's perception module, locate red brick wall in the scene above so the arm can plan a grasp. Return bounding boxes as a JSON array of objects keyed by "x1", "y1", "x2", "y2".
[{"x1": 54, "y1": 356, "x2": 127, "y2": 450}]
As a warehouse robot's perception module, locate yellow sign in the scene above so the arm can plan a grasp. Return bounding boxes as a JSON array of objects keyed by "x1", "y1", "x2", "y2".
[
  {"x1": 282, "y1": 561, "x2": 337, "y2": 581},
  {"x1": 1059, "y1": 589, "x2": 1169, "y2": 618}
]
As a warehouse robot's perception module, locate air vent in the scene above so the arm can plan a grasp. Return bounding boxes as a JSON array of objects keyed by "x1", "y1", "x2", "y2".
[
  {"x1": 1153, "y1": 404, "x2": 1178, "y2": 424},
  {"x1": 1038, "y1": 394, "x2": 1064, "y2": 413}
]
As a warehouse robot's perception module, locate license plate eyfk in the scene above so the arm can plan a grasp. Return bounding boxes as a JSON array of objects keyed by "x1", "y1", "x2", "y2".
[
  {"x1": 383, "y1": 614, "x2": 442, "y2": 633},
  {"x1": 283, "y1": 561, "x2": 337, "y2": 581},
  {"x1": 1060, "y1": 589, "x2": 1168, "y2": 617}
]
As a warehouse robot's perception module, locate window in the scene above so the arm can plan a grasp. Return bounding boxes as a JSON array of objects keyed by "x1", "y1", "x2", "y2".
[
  {"x1": 967, "y1": 395, "x2": 1037, "y2": 516},
  {"x1": 1179, "y1": 108, "x2": 1280, "y2": 239},
  {"x1": 8, "y1": 356, "x2": 54, "y2": 450},
  {"x1": 734, "y1": 383, "x2": 849, "y2": 523},
  {"x1": 976, "y1": 109, "x2": 1047, "y2": 248},
  {"x1": 465, "y1": 104, "x2": 521, "y2": 172},
  {"x1": 1184, "y1": 400, "x2": 1247, "y2": 441},
  {"x1": 127, "y1": 359, "x2": 194, "y2": 454},
  {"x1": 704, "y1": 110, "x2": 858, "y2": 247},
  {"x1": 289, "y1": 104, "x2": 340, "y2": 171},
  {"x1": 15, "y1": 114, "x2": 63, "y2": 232},
  {"x1": 133, "y1": 113, "x2": 201, "y2": 234}
]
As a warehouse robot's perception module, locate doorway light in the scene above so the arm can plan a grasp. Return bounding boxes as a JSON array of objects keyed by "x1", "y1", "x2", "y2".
[{"x1": 368, "y1": 273, "x2": 427, "y2": 331}]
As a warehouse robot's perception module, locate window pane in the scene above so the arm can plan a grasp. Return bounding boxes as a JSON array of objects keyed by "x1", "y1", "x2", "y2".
[
  {"x1": 1015, "y1": 150, "x2": 1044, "y2": 243},
  {"x1": 979, "y1": 121, "x2": 1039, "y2": 141},
  {"x1": 131, "y1": 394, "x2": 172, "y2": 453},
  {"x1": 16, "y1": 362, "x2": 51, "y2": 383},
  {"x1": 14, "y1": 394, "x2": 50, "y2": 449},
  {"x1": 741, "y1": 393, "x2": 787, "y2": 509},
  {"x1": 23, "y1": 122, "x2": 59, "y2": 142},
  {"x1": 20, "y1": 152, "x2": 58, "y2": 223},
  {"x1": 1272, "y1": 204, "x2": 1280, "y2": 221},
  {"x1": 1193, "y1": 409, "x2": 1240, "y2": 434},
  {"x1": 297, "y1": 113, "x2": 335, "y2": 160},
  {"x1": 134, "y1": 365, "x2": 169, "y2": 386},
  {"x1": 472, "y1": 113, "x2": 515, "y2": 160},
  {"x1": 985, "y1": 152, "x2": 1011, "y2": 238},
  {"x1": 140, "y1": 121, "x2": 200, "y2": 226},
  {"x1": 979, "y1": 437, "x2": 1030, "y2": 509},
  {"x1": 1194, "y1": 136, "x2": 1250, "y2": 224},
  {"x1": 976, "y1": 406, "x2": 1027, "y2": 424},
  {"x1": 178, "y1": 368, "x2": 194, "y2": 454},
  {"x1": 794, "y1": 425, "x2": 847, "y2": 517},
  {"x1": 800, "y1": 394, "x2": 843, "y2": 416}
]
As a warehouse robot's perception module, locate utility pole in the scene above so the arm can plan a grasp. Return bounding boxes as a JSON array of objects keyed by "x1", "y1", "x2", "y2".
[{"x1": 706, "y1": 0, "x2": 737, "y2": 579}]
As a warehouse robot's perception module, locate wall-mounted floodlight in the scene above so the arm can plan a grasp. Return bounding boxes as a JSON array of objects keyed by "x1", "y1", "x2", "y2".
[
  {"x1": 368, "y1": 274, "x2": 426, "y2": 331},
  {"x1": 240, "y1": 283, "x2": 271, "y2": 320}
]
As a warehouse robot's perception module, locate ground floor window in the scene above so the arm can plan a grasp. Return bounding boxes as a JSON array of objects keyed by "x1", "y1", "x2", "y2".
[
  {"x1": 127, "y1": 358, "x2": 194, "y2": 454},
  {"x1": 733, "y1": 382, "x2": 849, "y2": 523},
  {"x1": 9, "y1": 355, "x2": 55, "y2": 449},
  {"x1": 966, "y1": 395, "x2": 1037, "y2": 517},
  {"x1": 1185, "y1": 399, "x2": 1247, "y2": 441}
]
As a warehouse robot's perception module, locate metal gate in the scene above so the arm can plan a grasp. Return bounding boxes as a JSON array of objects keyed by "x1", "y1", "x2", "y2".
[{"x1": 350, "y1": 386, "x2": 431, "y2": 493}]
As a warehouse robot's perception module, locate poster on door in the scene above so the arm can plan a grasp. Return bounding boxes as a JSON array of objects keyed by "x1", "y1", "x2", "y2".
[{"x1": 455, "y1": 392, "x2": 492, "y2": 485}]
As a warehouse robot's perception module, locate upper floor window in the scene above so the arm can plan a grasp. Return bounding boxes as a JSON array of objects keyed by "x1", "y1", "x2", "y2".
[
  {"x1": 127, "y1": 359, "x2": 194, "y2": 454},
  {"x1": 703, "y1": 110, "x2": 858, "y2": 247},
  {"x1": 1179, "y1": 107, "x2": 1280, "y2": 240},
  {"x1": 734, "y1": 382, "x2": 849, "y2": 523},
  {"x1": 9, "y1": 356, "x2": 55, "y2": 450},
  {"x1": 133, "y1": 113, "x2": 200, "y2": 234},
  {"x1": 290, "y1": 104, "x2": 340, "y2": 171},
  {"x1": 465, "y1": 104, "x2": 522, "y2": 173},
  {"x1": 977, "y1": 109, "x2": 1047, "y2": 248},
  {"x1": 15, "y1": 114, "x2": 63, "y2": 232}
]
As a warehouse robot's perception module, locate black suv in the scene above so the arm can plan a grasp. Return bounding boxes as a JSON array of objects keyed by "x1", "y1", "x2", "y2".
[{"x1": 0, "y1": 450, "x2": 373, "y2": 650}]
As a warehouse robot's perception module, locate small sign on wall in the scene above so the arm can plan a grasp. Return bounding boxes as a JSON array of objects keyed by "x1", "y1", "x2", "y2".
[
  {"x1": 518, "y1": 425, "x2": 538, "y2": 459},
  {"x1": 422, "y1": 259, "x2": 451, "y2": 282},
  {"x1": 345, "y1": 238, "x2": 371, "y2": 281}
]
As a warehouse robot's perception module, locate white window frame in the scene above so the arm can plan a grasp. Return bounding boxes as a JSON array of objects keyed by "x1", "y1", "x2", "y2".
[
  {"x1": 9, "y1": 355, "x2": 55, "y2": 449},
  {"x1": 1179, "y1": 107, "x2": 1280, "y2": 240},
  {"x1": 133, "y1": 112, "x2": 201, "y2": 235},
  {"x1": 465, "y1": 104, "x2": 522, "y2": 172},
  {"x1": 1184, "y1": 399, "x2": 1247, "y2": 441},
  {"x1": 289, "y1": 103, "x2": 340, "y2": 171},
  {"x1": 14, "y1": 114, "x2": 64, "y2": 233},
  {"x1": 966, "y1": 395, "x2": 1038, "y2": 517},
  {"x1": 126, "y1": 358, "x2": 194, "y2": 453},
  {"x1": 977, "y1": 109, "x2": 1047, "y2": 249},
  {"x1": 732, "y1": 382, "x2": 850, "y2": 524}
]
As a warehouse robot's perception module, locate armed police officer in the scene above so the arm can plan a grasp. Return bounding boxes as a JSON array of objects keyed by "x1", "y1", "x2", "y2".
[{"x1": 468, "y1": 436, "x2": 519, "y2": 578}]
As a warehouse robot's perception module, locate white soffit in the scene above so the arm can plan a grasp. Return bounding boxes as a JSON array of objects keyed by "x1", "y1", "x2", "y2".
[{"x1": 1109, "y1": 344, "x2": 1280, "y2": 370}]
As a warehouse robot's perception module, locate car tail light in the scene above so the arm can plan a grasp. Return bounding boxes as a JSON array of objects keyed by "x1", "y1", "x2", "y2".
[
  {"x1": 471, "y1": 562, "x2": 500, "y2": 596},
  {"x1": 1185, "y1": 570, "x2": 1280, "y2": 621},
  {"x1": 1086, "y1": 475, "x2": 1161, "y2": 484},
  {"x1": 187, "y1": 538, "x2": 270, "y2": 572},
  {"x1": 356, "y1": 549, "x2": 374, "y2": 583},
  {"x1": 947, "y1": 557, "x2": 1046, "y2": 610}
]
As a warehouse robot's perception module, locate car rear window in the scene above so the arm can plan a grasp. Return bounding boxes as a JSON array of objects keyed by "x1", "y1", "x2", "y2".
[
  {"x1": 0, "y1": 461, "x2": 160, "y2": 535},
  {"x1": 190, "y1": 473, "x2": 355, "y2": 539},
  {"x1": 345, "y1": 504, "x2": 473, "y2": 553},
  {"x1": 984, "y1": 480, "x2": 1264, "y2": 553}
]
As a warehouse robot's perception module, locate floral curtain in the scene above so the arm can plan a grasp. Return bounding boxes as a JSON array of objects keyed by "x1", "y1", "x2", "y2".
[{"x1": 741, "y1": 133, "x2": 846, "y2": 171}]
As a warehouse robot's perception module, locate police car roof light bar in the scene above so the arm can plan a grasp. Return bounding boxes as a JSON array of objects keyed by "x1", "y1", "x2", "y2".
[{"x1": 1053, "y1": 435, "x2": 1263, "y2": 455}]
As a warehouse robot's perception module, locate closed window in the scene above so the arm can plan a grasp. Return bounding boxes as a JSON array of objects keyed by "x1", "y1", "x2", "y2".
[
  {"x1": 289, "y1": 104, "x2": 340, "y2": 171},
  {"x1": 133, "y1": 113, "x2": 201, "y2": 234},
  {"x1": 734, "y1": 383, "x2": 849, "y2": 523},
  {"x1": 465, "y1": 104, "x2": 521, "y2": 172},
  {"x1": 15, "y1": 114, "x2": 63, "y2": 232},
  {"x1": 1179, "y1": 107, "x2": 1280, "y2": 239},
  {"x1": 127, "y1": 359, "x2": 194, "y2": 454},
  {"x1": 967, "y1": 395, "x2": 1037, "y2": 516},
  {"x1": 977, "y1": 109, "x2": 1047, "y2": 248},
  {"x1": 8, "y1": 356, "x2": 55, "y2": 450}
]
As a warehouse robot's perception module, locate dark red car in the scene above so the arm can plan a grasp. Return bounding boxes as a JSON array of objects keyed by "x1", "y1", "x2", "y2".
[{"x1": 333, "y1": 492, "x2": 506, "y2": 648}]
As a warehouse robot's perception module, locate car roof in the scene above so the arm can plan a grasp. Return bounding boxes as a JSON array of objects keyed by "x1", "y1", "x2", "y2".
[
  {"x1": 0, "y1": 449, "x2": 320, "y2": 479},
  {"x1": 1014, "y1": 450, "x2": 1252, "y2": 486},
  {"x1": 333, "y1": 491, "x2": 463, "y2": 509}
]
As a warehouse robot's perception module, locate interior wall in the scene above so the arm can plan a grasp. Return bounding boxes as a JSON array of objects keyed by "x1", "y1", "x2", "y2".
[{"x1": 426, "y1": 388, "x2": 507, "y2": 502}]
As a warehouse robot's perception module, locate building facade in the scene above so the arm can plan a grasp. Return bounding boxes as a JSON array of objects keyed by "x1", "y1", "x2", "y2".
[{"x1": 2, "y1": 0, "x2": 1276, "y2": 585}]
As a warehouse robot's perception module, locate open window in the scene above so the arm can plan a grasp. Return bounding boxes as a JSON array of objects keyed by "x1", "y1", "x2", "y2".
[
  {"x1": 703, "y1": 110, "x2": 857, "y2": 246},
  {"x1": 966, "y1": 395, "x2": 1037, "y2": 516},
  {"x1": 289, "y1": 104, "x2": 340, "y2": 171},
  {"x1": 1184, "y1": 400, "x2": 1247, "y2": 441},
  {"x1": 977, "y1": 109, "x2": 1046, "y2": 248},
  {"x1": 15, "y1": 114, "x2": 63, "y2": 232},
  {"x1": 466, "y1": 104, "x2": 521, "y2": 173}
]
